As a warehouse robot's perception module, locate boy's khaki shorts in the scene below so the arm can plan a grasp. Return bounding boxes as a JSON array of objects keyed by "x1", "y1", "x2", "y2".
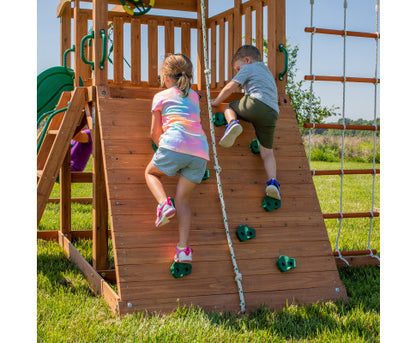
[{"x1": 229, "y1": 95, "x2": 278, "y2": 149}]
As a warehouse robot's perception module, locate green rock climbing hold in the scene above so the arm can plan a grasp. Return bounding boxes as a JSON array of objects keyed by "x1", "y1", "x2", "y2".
[
  {"x1": 213, "y1": 112, "x2": 227, "y2": 126},
  {"x1": 152, "y1": 141, "x2": 158, "y2": 152},
  {"x1": 249, "y1": 139, "x2": 260, "y2": 154},
  {"x1": 236, "y1": 225, "x2": 256, "y2": 242},
  {"x1": 262, "y1": 196, "x2": 281, "y2": 211},
  {"x1": 276, "y1": 255, "x2": 297, "y2": 272},
  {"x1": 170, "y1": 262, "x2": 192, "y2": 278},
  {"x1": 202, "y1": 169, "x2": 210, "y2": 181}
]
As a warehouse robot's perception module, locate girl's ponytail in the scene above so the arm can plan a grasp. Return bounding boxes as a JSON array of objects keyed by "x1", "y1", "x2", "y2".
[
  {"x1": 160, "y1": 54, "x2": 193, "y2": 97},
  {"x1": 176, "y1": 71, "x2": 191, "y2": 97}
]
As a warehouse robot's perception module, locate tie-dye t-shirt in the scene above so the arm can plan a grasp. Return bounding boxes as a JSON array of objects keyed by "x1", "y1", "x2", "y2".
[{"x1": 152, "y1": 86, "x2": 210, "y2": 161}]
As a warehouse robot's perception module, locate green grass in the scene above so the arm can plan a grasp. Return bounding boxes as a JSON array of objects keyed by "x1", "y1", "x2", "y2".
[{"x1": 37, "y1": 160, "x2": 380, "y2": 342}]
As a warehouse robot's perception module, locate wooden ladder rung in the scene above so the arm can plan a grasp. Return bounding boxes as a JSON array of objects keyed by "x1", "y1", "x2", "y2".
[{"x1": 47, "y1": 129, "x2": 59, "y2": 135}]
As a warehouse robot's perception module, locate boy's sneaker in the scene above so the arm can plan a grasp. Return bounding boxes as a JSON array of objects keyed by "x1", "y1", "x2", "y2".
[
  {"x1": 155, "y1": 197, "x2": 176, "y2": 227},
  {"x1": 219, "y1": 120, "x2": 243, "y2": 148},
  {"x1": 174, "y1": 246, "x2": 193, "y2": 263},
  {"x1": 266, "y1": 178, "x2": 281, "y2": 200}
]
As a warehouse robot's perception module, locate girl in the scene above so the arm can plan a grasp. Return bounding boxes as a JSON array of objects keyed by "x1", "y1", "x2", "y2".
[{"x1": 144, "y1": 54, "x2": 210, "y2": 263}]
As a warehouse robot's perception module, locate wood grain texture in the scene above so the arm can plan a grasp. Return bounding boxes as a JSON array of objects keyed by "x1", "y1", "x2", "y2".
[{"x1": 96, "y1": 90, "x2": 346, "y2": 316}]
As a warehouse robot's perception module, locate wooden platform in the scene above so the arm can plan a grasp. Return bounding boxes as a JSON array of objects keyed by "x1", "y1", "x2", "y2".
[{"x1": 97, "y1": 88, "x2": 347, "y2": 315}]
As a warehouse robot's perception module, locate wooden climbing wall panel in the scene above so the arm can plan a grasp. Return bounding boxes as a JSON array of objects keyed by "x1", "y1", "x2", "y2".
[{"x1": 97, "y1": 88, "x2": 347, "y2": 316}]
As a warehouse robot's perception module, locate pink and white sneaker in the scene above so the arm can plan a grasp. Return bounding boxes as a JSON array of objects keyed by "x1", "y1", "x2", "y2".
[
  {"x1": 174, "y1": 246, "x2": 193, "y2": 263},
  {"x1": 155, "y1": 197, "x2": 176, "y2": 227}
]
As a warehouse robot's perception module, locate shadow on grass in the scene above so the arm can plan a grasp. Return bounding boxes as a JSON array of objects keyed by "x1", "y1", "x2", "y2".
[{"x1": 37, "y1": 240, "x2": 95, "y2": 296}]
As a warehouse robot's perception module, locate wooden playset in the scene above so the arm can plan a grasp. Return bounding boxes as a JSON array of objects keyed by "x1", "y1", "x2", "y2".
[{"x1": 37, "y1": 0, "x2": 352, "y2": 317}]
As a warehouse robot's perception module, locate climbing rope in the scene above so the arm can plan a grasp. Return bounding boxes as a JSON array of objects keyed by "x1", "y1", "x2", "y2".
[
  {"x1": 307, "y1": 0, "x2": 380, "y2": 265},
  {"x1": 367, "y1": 0, "x2": 380, "y2": 262},
  {"x1": 198, "y1": 0, "x2": 246, "y2": 313},
  {"x1": 334, "y1": 0, "x2": 350, "y2": 266}
]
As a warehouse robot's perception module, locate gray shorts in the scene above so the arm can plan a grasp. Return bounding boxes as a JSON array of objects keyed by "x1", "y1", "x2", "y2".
[{"x1": 152, "y1": 147, "x2": 208, "y2": 184}]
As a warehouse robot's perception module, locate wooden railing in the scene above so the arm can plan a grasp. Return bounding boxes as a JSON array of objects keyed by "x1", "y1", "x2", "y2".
[
  {"x1": 58, "y1": 0, "x2": 286, "y2": 92},
  {"x1": 207, "y1": 0, "x2": 268, "y2": 91}
]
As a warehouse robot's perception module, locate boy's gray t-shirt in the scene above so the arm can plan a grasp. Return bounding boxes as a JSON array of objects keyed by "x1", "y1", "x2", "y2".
[{"x1": 232, "y1": 62, "x2": 279, "y2": 113}]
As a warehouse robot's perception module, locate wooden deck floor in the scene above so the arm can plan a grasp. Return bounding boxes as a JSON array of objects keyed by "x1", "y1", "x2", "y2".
[{"x1": 98, "y1": 89, "x2": 347, "y2": 315}]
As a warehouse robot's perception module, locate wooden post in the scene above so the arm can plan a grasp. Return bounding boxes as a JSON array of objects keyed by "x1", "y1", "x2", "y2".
[
  {"x1": 60, "y1": 148, "x2": 72, "y2": 238},
  {"x1": 131, "y1": 18, "x2": 142, "y2": 85},
  {"x1": 92, "y1": 0, "x2": 108, "y2": 86},
  {"x1": 79, "y1": 13, "x2": 90, "y2": 84},
  {"x1": 74, "y1": 0, "x2": 82, "y2": 86},
  {"x1": 165, "y1": 20, "x2": 175, "y2": 54},
  {"x1": 92, "y1": 1, "x2": 109, "y2": 269},
  {"x1": 267, "y1": 0, "x2": 278, "y2": 81},
  {"x1": 196, "y1": 0, "x2": 208, "y2": 89},
  {"x1": 255, "y1": 1, "x2": 263, "y2": 60},
  {"x1": 181, "y1": 22, "x2": 191, "y2": 57},
  {"x1": 276, "y1": 0, "x2": 286, "y2": 95},
  {"x1": 233, "y1": 0, "x2": 242, "y2": 53},
  {"x1": 148, "y1": 20, "x2": 159, "y2": 87},
  {"x1": 244, "y1": 5, "x2": 252, "y2": 45},
  {"x1": 60, "y1": 3, "x2": 72, "y2": 67},
  {"x1": 113, "y1": 16, "x2": 124, "y2": 84},
  {"x1": 92, "y1": 87, "x2": 109, "y2": 270},
  {"x1": 227, "y1": 13, "x2": 234, "y2": 80},
  {"x1": 210, "y1": 21, "x2": 217, "y2": 89}
]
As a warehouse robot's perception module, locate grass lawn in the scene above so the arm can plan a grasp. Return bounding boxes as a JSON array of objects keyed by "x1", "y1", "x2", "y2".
[{"x1": 37, "y1": 160, "x2": 380, "y2": 342}]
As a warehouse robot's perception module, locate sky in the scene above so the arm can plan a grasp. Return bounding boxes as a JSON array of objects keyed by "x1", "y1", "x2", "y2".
[
  {"x1": 37, "y1": 0, "x2": 381, "y2": 121},
  {"x1": 1, "y1": 1, "x2": 415, "y2": 341}
]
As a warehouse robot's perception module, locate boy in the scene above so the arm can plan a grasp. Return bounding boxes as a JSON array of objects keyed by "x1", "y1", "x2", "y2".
[{"x1": 211, "y1": 45, "x2": 281, "y2": 200}]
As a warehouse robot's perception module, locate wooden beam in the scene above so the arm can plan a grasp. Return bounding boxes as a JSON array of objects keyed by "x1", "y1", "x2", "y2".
[
  {"x1": 57, "y1": 231, "x2": 120, "y2": 315},
  {"x1": 60, "y1": 3, "x2": 72, "y2": 67},
  {"x1": 234, "y1": 0, "x2": 242, "y2": 57},
  {"x1": 304, "y1": 123, "x2": 380, "y2": 131},
  {"x1": 37, "y1": 229, "x2": 112, "y2": 241},
  {"x1": 112, "y1": 16, "x2": 124, "y2": 84},
  {"x1": 335, "y1": 255, "x2": 380, "y2": 268},
  {"x1": 60, "y1": 148, "x2": 72, "y2": 237},
  {"x1": 131, "y1": 18, "x2": 142, "y2": 85},
  {"x1": 48, "y1": 197, "x2": 93, "y2": 204},
  {"x1": 196, "y1": 0, "x2": 208, "y2": 89},
  {"x1": 305, "y1": 27, "x2": 380, "y2": 39},
  {"x1": 304, "y1": 75, "x2": 380, "y2": 84},
  {"x1": 147, "y1": 19, "x2": 159, "y2": 87},
  {"x1": 165, "y1": 20, "x2": 175, "y2": 54},
  {"x1": 254, "y1": 1, "x2": 263, "y2": 59},
  {"x1": 37, "y1": 88, "x2": 87, "y2": 226},
  {"x1": 74, "y1": 0, "x2": 82, "y2": 87},
  {"x1": 276, "y1": 0, "x2": 286, "y2": 94},
  {"x1": 92, "y1": 0, "x2": 108, "y2": 86},
  {"x1": 93, "y1": 86, "x2": 109, "y2": 270}
]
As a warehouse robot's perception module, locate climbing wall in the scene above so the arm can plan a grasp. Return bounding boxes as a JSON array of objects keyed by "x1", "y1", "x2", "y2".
[{"x1": 97, "y1": 88, "x2": 347, "y2": 316}]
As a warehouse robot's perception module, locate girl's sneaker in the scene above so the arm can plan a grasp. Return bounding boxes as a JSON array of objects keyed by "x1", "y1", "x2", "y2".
[
  {"x1": 155, "y1": 197, "x2": 176, "y2": 227},
  {"x1": 219, "y1": 120, "x2": 243, "y2": 148},
  {"x1": 266, "y1": 178, "x2": 281, "y2": 200},
  {"x1": 174, "y1": 246, "x2": 193, "y2": 263}
]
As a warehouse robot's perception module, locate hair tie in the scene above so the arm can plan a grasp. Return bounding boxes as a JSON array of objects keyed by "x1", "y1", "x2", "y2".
[{"x1": 182, "y1": 71, "x2": 186, "y2": 76}]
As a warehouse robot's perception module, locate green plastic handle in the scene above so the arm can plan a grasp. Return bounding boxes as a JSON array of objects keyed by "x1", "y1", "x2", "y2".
[
  {"x1": 37, "y1": 106, "x2": 69, "y2": 153},
  {"x1": 99, "y1": 29, "x2": 107, "y2": 70},
  {"x1": 279, "y1": 44, "x2": 288, "y2": 81},
  {"x1": 81, "y1": 31, "x2": 95, "y2": 70},
  {"x1": 63, "y1": 45, "x2": 75, "y2": 69}
]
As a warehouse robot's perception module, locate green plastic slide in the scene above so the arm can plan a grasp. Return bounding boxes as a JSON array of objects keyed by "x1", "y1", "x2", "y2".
[{"x1": 37, "y1": 66, "x2": 75, "y2": 121}]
